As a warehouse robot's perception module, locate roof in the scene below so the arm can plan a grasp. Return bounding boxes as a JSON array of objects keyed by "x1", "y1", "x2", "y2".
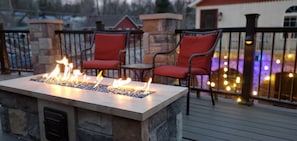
[
  {"x1": 113, "y1": 15, "x2": 141, "y2": 28},
  {"x1": 88, "y1": 15, "x2": 141, "y2": 29},
  {"x1": 188, "y1": 0, "x2": 286, "y2": 7}
]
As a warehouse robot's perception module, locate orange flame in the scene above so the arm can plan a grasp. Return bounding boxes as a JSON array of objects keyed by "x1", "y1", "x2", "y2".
[
  {"x1": 111, "y1": 78, "x2": 132, "y2": 88},
  {"x1": 93, "y1": 71, "x2": 104, "y2": 88},
  {"x1": 43, "y1": 57, "x2": 152, "y2": 92}
]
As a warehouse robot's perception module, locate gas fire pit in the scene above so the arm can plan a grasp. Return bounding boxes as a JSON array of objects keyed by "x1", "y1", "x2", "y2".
[
  {"x1": 0, "y1": 57, "x2": 186, "y2": 141},
  {"x1": 0, "y1": 74, "x2": 186, "y2": 141}
]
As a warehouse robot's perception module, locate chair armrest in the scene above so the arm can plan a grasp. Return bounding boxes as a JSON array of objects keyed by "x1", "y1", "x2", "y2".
[
  {"x1": 80, "y1": 46, "x2": 93, "y2": 69},
  {"x1": 152, "y1": 48, "x2": 178, "y2": 69},
  {"x1": 118, "y1": 49, "x2": 127, "y2": 66}
]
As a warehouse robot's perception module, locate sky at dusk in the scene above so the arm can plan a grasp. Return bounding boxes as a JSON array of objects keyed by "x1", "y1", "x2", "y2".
[{"x1": 62, "y1": 0, "x2": 177, "y2": 5}]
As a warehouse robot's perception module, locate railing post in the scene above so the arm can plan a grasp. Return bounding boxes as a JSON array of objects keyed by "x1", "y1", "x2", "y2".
[
  {"x1": 96, "y1": 21, "x2": 105, "y2": 31},
  {"x1": 241, "y1": 14, "x2": 260, "y2": 105},
  {"x1": 0, "y1": 22, "x2": 10, "y2": 74}
]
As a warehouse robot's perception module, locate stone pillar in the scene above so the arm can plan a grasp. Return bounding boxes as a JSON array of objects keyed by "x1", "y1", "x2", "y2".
[
  {"x1": 140, "y1": 13, "x2": 182, "y2": 84},
  {"x1": 28, "y1": 20, "x2": 63, "y2": 74}
]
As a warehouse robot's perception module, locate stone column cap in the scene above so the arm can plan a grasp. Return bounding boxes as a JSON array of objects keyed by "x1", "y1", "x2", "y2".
[
  {"x1": 28, "y1": 19, "x2": 63, "y2": 24},
  {"x1": 140, "y1": 13, "x2": 182, "y2": 21}
]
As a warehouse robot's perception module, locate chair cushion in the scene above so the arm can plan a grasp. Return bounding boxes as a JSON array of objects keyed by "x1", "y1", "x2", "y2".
[
  {"x1": 154, "y1": 65, "x2": 209, "y2": 79},
  {"x1": 177, "y1": 33, "x2": 217, "y2": 72},
  {"x1": 94, "y1": 33, "x2": 126, "y2": 60},
  {"x1": 82, "y1": 60, "x2": 119, "y2": 69}
]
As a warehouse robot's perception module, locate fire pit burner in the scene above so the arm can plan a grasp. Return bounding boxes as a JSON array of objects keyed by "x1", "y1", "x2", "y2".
[{"x1": 30, "y1": 76, "x2": 154, "y2": 98}]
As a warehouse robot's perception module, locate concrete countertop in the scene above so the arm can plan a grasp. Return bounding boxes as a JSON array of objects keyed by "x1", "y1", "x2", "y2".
[{"x1": 0, "y1": 75, "x2": 187, "y2": 121}]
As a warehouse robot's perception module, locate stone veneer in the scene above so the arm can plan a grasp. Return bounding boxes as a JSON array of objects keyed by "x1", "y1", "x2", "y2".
[
  {"x1": 76, "y1": 97, "x2": 183, "y2": 141},
  {"x1": 0, "y1": 90, "x2": 39, "y2": 140},
  {"x1": 28, "y1": 20, "x2": 63, "y2": 74},
  {"x1": 0, "y1": 90, "x2": 183, "y2": 141},
  {"x1": 0, "y1": 76, "x2": 186, "y2": 141}
]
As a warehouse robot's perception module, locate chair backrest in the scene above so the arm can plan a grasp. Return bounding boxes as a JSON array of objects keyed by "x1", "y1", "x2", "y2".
[
  {"x1": 93, "y1": 32, "x2": 128, "y2": 60},
  {"x1": 176, "y1": 30, "x2": 221, "y2": 72}
]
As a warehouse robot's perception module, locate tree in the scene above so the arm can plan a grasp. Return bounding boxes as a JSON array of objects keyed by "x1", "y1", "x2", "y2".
[{"x1": 154, "y1": 0, "x2": 174, "y2": 13}]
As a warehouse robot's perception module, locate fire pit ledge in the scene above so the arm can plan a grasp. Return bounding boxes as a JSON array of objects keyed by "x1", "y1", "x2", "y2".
[{"x1": 0, "y1": 75, "x2": 186, "y2": 141}]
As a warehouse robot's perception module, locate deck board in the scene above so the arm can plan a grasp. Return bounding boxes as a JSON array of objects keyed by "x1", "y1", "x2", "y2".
[{"x1": 182, "y1": 95, "x2": 297, "y2": 141}]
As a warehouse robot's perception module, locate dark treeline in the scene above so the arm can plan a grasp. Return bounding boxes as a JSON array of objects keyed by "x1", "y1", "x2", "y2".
[{"x1": 0, "y1": 0, "x2": 195, "y2": 28}]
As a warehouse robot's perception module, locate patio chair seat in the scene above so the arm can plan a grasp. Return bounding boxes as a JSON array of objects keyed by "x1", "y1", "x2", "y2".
[
  {"x1": 82, "y1": 60, "x2": 119, "y2": 69},
  {"x1": 154, "y1": 65, "x2": 209, "y2": 79}
]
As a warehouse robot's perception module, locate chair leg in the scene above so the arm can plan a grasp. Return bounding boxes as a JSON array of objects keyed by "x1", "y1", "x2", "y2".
[
  {"x1": 186, "y1": 75, "x2": 191, "y2": 115},
  {"x1": 210, "y1": 86, "x2": 215, "y2": 106},
  {"x1": 118, "y1": 68, "x2": 121, "y2": 79},
  {"x1": 186, "y1": 90, "x2": 190, "y2": 115},
  {"x1": 209, "y1": 74, "x2": 215, "y2": 106}
]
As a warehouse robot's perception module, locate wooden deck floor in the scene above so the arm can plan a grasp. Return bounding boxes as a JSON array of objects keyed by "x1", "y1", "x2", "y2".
[{"x1": 182, "y1": 95, "x2": 297, "y2": 141}]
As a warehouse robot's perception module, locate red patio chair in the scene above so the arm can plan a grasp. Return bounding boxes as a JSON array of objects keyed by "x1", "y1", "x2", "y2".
[
  {"x1": 152, "y1": 30, "x2": 222, "y2": 115},
  {"x1": 81, "y1": 31, "x2": 129, "y2": 78}
]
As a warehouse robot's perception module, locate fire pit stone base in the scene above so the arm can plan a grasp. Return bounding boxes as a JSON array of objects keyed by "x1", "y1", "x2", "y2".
[
  {"x1": 76, "y1": 96, "x2": 183, "y2": 141},
  {"x1": 0, "y1": 75, "x2": 187, "y2": 141},
  {"x1": 0, "y1": 90, "x2": 184, "y2": 141},
  {"x1": 0, "y1": 91, "x2": 40, "y2": 140}
]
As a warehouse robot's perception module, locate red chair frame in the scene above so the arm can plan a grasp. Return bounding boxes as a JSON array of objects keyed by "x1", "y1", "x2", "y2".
[{"x1": 152, "y1": 30, "x2": 222, "y2": 115}]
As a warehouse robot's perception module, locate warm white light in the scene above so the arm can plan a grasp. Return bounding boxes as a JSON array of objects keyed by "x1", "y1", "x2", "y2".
[
  {"x1": 211, "y1": 82, "x2": 215, "y2": 87},
  {"x1": 224, "y1": 67, "x2": 228, "y2": 72},
  {"x1": 213, "y1": 53, "x2": 218, "y2": 58},
  {"x1": 224, "y1": 80, "x2": 229, "y2": 85},
  {"x1": 288, "y1": 54, "x2": 293, "y2": 59},
  {"x1": 236, "y1": 76, "x2": 241, "y2": 83},
  {"x1": 224, "y1": 55, "x2": 228, "y2": 59},
  {"x1": 226, "y1": 86, "x2": 231, "y2": 91},
  {"x1": 224, "y1": 62, "x2": 228, "y2": 66},
  {"x1": 233, "y1": 83, "x2": 237, "y2": 87},
  {"x1": 237, "y1": 97, "x2": 242, "y2": 103},
  {"x1": 264, "y1": 76, "x2": 270, "y2": 81},
  {"x1": 207, "y1": 81, "x2": 215, "y2": 87},
  {"x1": 264, "y1": 65, "x2": 269, "y2": 71},
  {"x1": 245, "y1": 40, "x2": 253, "y2": 45},
  {"x1": 223, "y1": 74, "x2": 227, "y2": 78},
  {"x1": 252, "y1": 90, "x2": 258, "y2": 96},
  {"x1": 289, "y1": 73, "x2": 294, "y2": 78},
  {"x1": 276, "y1": 59, "x2": 281, "y2": 64}
]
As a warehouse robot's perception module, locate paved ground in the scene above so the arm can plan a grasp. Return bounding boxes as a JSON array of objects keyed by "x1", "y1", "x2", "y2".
[{"x1": 0, "y1": 72, "x2": 34, "y2": 141}]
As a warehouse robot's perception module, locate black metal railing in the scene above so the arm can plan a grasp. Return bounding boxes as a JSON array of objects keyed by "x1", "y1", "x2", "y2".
[
  {"x1": 176, "y1": 27, "x2": 297, "y2": 106},
  {"x1": 55, "y1": 30, "x2": 144, "y2": 76},
  {"x1": 1, "y1": 27, "x2": 297, "y2": 107},
  {"x1": 253, "y1": 27, "x2": 297, "y2": 106},
  {"x1": 0, "y1": 30, "x2": 32, "y2": 74}
]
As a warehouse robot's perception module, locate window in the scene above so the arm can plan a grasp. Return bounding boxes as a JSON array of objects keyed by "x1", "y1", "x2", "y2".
[
  {"x1": 200, "y1": 9, "x2": 218, "y2": 29},
  {"x1": 283, "y1": 6, "x2": 297, "y2": 38}
]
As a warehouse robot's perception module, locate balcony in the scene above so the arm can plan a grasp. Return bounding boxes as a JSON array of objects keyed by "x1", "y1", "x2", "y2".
[
  {"x1": 1, "y1": 23, "x2": 297, "y2": 140},
  {"x1": 0, "y1": 73, "x2": 297, "y2": 141}
]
